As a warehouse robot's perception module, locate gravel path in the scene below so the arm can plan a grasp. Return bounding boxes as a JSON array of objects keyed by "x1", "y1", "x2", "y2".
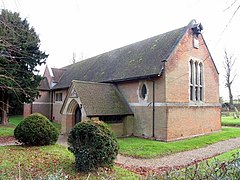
[
  {"x1": 0, "y1": 137, "x2": 17, "y2": 146},
  {"x1": 115, "y1": 137, "x2": 240, "y2": 168},
  {"x1": 57, "y1": 135, "x2": 240, "y2": 168},
  {"x1": 2, "y1": 135, "x2": 240, "y2": 170}
]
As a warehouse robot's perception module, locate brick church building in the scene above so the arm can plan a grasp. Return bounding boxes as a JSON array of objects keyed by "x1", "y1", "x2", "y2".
[{"x1": 24, "y1": 20, "x2": 221, "y2": 141}]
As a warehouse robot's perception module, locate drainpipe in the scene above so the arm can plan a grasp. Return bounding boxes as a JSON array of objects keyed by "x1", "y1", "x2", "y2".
[{"x1": 152, "y1": 80, "x2": 155, "y2": 138}]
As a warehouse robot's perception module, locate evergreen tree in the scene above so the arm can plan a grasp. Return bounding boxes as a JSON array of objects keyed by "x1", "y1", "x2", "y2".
[{"x1": 0, "y1": 9, "x2": 48, "y2": 124}]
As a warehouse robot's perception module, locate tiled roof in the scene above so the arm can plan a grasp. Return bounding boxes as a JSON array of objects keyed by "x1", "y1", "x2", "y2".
[
  {"x1": 53, "y1": 25, "x2": 187, "y2": 89},
  {"x1": 72, "y1": 81, "x2": 133, "y2": 116},
  {"x1": 38, "y1": 77, "x2": 50, "y2": 90},
  {"x1": 51, "y1": 68, "x2": 66, "y2": 83}
]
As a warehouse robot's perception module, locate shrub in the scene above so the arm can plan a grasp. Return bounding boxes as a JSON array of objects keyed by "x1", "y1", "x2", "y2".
[
  {"x1": 14, "y1": 113, "x2": 59, "y2": 146},
  {"x1": 68, "y1": 120, "x2": 119, "y2": 172}
]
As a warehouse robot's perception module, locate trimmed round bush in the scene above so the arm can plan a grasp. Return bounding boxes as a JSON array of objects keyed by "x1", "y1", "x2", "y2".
[
  {"x1": 14, "y1": 113, "x2": 59, "y2": 146},
  {"x1": 68, "y1": 120, "x2": 119, "y2": 172}
]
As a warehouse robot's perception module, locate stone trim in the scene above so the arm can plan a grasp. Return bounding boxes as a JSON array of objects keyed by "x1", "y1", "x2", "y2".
[
  {"x1": 129, "y1": 102, "x2": 221, "y2": 107},
  {"x1": 32, "y1": 102, "x2": 52, "y2": 105}
]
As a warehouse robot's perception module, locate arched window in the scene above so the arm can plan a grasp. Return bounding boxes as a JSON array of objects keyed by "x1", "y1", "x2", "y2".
[
  {"x1": 140, "y1": 83, "x2": 147, "y2": 100},
  {"x1": 189, "y1": 60, "x2": 194, "y2": 101},
  {"x1": 195, "y1": 62, "x2": 198, "y2": 85},
  {"x1": 199, "y1": 63, "x2": 203, "y2": 101},
  {"x1": 189, "y1": 60, "x2": 204, "y2": 102}
]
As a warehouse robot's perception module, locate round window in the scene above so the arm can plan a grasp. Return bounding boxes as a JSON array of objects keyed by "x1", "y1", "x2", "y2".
[{"x1": 140, "y1": 84, "x2": 147, "y2": 99}]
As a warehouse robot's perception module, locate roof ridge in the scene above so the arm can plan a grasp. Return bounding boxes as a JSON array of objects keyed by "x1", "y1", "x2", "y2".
[{"x1": 72, "y1": 80, "x2": 113, "y2": 86}]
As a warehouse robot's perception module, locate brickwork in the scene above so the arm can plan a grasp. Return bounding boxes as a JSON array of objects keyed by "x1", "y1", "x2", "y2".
[
  {"x1": 23, "y1": 103, "x2": 32, "y2": 118},
  {"x1": 109, "y1": 123, "x2": 124, "y2": 136},
  {"x1": 23, "y1": 90, "x2": 51, "y2": 119},
  {"x1": 165, "y1": 29, "x2": 219, "y2": 103},
  {"x1": 162, "y1": 28, "x2": 221, "y2": 141},
  {"x1": 166, "y1": 106, "x2": 221, "y2": 141},
  {"x1": 52, "y1": 89, "x2": 68, "y2": 122},
  {"x1": 154, "y1": 106, "x2": 167, "y2": 140},
  {"x1": 32, "y1": 103, "x2": 51, "y2": 119},
  {"x1": 52, "y1": 103, "x2": 63, "y2": 122},
  {"x1": 123, "y1": 116, "x2": 134, "y2": 136},
  {"x1": 34, "y1": 91, "x2": 50, "y2": 103}
]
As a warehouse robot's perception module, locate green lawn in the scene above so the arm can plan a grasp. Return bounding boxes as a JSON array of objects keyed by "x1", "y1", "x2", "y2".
[
  {"x1": 8, "y1": 115, "x2": 23, "y2": 126},
  {"x1": 208, "y1": 148, "x2": 240, "y2": 163},
  {"x1": 0, "y1": 145, "x2": 139, "y2": 179},
  {"x1": 0, "y1": 116, "x2": 21, "y2": 137},
  {"x1": 221, "y1": 116, "x2": 240, "y2": 126},
  {"x1": 118, "y1": 127, "x2": 240, "y2": 158},
  {"x1": 0, "y1": 127, "x2": 15, "y2": 137}
]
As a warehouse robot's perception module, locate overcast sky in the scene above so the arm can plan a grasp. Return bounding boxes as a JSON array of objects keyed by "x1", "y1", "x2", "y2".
[{"x1": 1, "y1": 0, "x2": 240, "y2": 100}]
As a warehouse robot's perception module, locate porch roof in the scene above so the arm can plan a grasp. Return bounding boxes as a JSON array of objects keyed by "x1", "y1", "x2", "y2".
[{"x1": 65, "y1": 80, "x2": 133, "y2": 116}]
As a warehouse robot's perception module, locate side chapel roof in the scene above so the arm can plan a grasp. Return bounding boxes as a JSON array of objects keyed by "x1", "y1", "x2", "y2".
[
  {"x1": 62, "y1": 81, "x2": 133, "y2": 116},
  {"x1": 53, "y1": 24, "x2": 188, "y2": 89}
]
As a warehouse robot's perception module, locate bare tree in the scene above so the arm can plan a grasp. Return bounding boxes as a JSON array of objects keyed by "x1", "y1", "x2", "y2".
[
  {"x1": 72, "y1": 51, "x2": 76, "y2": 64},
  {"x1": 223, "y1": 49, "x2": 237, "y2": 106}
]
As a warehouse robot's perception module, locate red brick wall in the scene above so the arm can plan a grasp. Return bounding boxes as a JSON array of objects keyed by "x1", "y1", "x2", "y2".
[
  {"x1": 32, "y1": 103, "x2": 51, "y2": 119},
  {"x1": 166, "y1": 106, "x2": 221, "y2": 141},
  {"x1": 23, "y1": 90, "x2": 52, "y2": 119},
  {"x1": 163, "y1": 28, "x2": 221, "y2": 141},
  {"x1": 165, "y1": 29, "x2": 219, "y2": 103},
  {"x1": 52, "y1": 89, "x2": 68, "y2": 122},
  {"x1": 23, "y1": 103, "x2": 32, "y2": 118}
]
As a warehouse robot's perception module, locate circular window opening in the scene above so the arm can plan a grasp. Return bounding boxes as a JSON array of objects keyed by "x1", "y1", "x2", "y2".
[{"x1": 140, "y1": 84, "x2": 147, "y2": 99}]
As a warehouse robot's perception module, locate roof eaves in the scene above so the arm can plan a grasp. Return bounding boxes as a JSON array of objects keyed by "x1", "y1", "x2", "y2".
[
  {"x1": 102, "y1": 74, "x2": 160, "y2": 83},
  {"x1": 86, "y1": 112, "x2": 134, "y2": 117},
  {"x1": 201, "y1": 35, "x2": 219, "y2": 74}
]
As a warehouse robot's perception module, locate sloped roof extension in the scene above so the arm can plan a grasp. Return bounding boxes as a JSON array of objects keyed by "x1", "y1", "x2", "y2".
[{"x1": 71, "y1": 81, "x2": 133, "y2": 116}]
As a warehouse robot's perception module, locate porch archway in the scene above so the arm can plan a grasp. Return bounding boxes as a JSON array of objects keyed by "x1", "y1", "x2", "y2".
[{"x1": 66, "y1": 99, "x2": 82, "y2": 126}]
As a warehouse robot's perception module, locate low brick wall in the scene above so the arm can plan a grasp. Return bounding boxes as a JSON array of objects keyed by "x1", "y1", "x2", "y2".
[{"x1": 108, "y1": 123, "x2": 124, "y2": 137}]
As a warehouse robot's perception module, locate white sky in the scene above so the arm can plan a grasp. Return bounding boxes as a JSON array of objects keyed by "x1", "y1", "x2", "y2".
[{"x1": 1, "y1": 0, "x2": 240, "y2": 101}]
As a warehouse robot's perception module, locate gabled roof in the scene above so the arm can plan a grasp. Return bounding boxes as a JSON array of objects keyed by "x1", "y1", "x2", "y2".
[
  {"x1": 51, "y1": 68, "x2": 66, "y2": 83},
  {"x1": 53, "y1": 25, "x2": 188, "y2": 89},
  {"x1": 38, "y1": 77, "x2": 50, "y2": 90},
  {"x1": 42, "y1": 65, "x2": 52, "y2": 89},
  {"x1": 65, "y1": 81, "x2": 133, "y2": 116}
]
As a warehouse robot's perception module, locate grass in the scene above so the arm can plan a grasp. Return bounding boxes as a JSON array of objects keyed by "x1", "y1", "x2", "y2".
[
  {"x1": 0, "y1": 116, "x2": 61, "y2": 137},
  {"x1": 208, "y1": 148, "x2": 240, "y2": 163},
  {"x1": 0, "y1": 145, "x2": 139, "y2": 179},
  {"x1": 8, "y1": 115, "x2": 23, "y2": 126},
  {"x1": 221, "y1": 116, "x2": 240, "y2": 126},
  {"x1": 118, "y1": 127, "x2": 240, "y2": 158},
  {"x1": 0, "y1": 127, "x2": 14, "y2": 137},
  {"x1": 152, "y1": 148, "x2": 240, "y2": 179},
  {"x1": 0, "y1": 116, "x2": 23, "y2": 137}
]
